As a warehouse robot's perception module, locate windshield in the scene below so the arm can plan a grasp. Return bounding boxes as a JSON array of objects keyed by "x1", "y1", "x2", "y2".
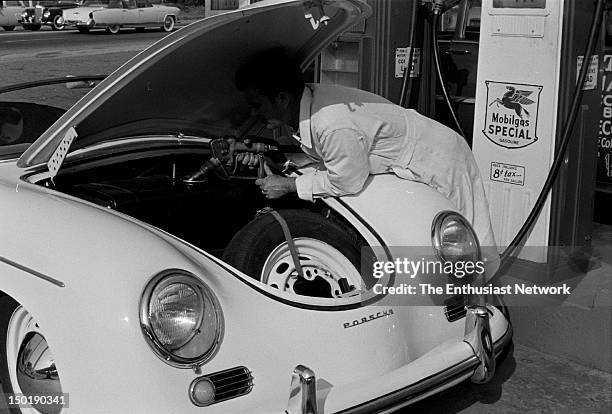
[
  {"x1": 0, "y1": 77, "x2": 103, "y2": 160},
  {"x1": 34, "y1": 1, "x2": 78, "y2": 6}
]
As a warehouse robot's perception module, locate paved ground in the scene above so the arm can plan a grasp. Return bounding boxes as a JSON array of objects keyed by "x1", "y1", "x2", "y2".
[{"x1": 406, "y1": 343, "x2": 611, "y2": 413}]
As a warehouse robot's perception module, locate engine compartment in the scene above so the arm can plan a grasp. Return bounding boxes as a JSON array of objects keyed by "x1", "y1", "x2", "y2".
[
  {"x1": 29, "y1": 137, "x2": 379, "y2": 299},
  {"x1": 46, "y1": 144, "x2": 325, "y2": 258}
]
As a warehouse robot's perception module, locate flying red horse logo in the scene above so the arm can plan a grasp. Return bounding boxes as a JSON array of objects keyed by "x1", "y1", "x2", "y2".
[{"x1": 489, "y1": 86, "x2": 535, "y2": 119}]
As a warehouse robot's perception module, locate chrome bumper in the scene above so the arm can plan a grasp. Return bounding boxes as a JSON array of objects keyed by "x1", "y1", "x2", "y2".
[
  {"x1": 65, "y1": 20, "x2": 93, "y2": 27},
  {"x1": 463, "y1": 306, "x2": 496, "y2": 383},
  {"x1": 285, "y1": 312, "x2": 512, "y2": 414}
]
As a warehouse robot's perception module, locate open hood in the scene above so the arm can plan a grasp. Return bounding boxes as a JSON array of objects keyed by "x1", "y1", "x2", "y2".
[{"x1": 18, "y1": 0, "x2": 371, "y2": 169}]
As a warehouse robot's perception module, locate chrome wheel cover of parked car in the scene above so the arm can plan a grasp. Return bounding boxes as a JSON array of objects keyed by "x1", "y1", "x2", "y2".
[
  {"x1": 106, "y1": 24, "x2": 120, "y2": 34},
  {"x1": 161, "y1": 15, "x2": 174, "y2": 32},
  {"x1": 51, "y1": 15, "x2": 64, "y2": 31}
]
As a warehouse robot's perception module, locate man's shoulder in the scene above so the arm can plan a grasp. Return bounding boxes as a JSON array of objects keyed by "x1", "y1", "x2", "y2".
[
  {"x1": 308, "y1": 83, "x2": 394, "y2": 129},
  {"x1": 309, "y1": 83, "x2": 391, "y2": 104}
]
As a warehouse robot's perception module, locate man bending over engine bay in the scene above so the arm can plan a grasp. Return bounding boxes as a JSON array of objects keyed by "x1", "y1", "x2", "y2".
[{"x1": 234, "y1": 48, "x2": 498, "y2": 273}]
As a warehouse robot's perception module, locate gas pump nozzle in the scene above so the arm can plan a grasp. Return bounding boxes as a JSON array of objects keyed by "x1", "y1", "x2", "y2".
[{"x1": 183, "y1": 137, "x2": 280, "y2": 184}]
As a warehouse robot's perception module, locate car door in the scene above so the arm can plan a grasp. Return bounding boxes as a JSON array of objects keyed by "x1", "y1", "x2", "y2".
[
  {"x1": 98, "y1": 0, "x2": 125, "y2": 25},
  {"x1": 136, "y1": 0, "x2": 153, "y2": 25},
  {"x1": 121, "y1": 0, "x2": 138, "y2": 24}
]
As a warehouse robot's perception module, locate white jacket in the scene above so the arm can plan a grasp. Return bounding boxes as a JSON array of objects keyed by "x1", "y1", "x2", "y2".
[{"x1": 293, "y1": 84, "x2": 498, "y2": 269}]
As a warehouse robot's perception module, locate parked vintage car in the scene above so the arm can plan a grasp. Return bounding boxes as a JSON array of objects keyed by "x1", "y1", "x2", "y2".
[
  {"x1": 62, "y1": 0, "x2": 179, "y2": 33},
  {"x1": 0, "y1": 1, "x2": 511, "y2": 412},
  {"x1": 19, "y1": 0, "x2": 80, "y2": 31},
  {"x1": 0, "y1": 0, "x2": 28, "y2": 31}
]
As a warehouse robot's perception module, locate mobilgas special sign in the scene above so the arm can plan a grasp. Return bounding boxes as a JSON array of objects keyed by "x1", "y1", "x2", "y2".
[{"x1": 483, "y1": 81, "x2": 542, "y2": 149}]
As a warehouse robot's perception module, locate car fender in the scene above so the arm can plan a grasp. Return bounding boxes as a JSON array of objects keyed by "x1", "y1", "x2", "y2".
[{"x1": 328, "y1": 174, "x2": 459, "y2": 247}]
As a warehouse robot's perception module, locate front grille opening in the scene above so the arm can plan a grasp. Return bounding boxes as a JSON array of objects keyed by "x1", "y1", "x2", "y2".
[
  {"x1": 207, "y1": 366, "x2": 253, "y2": 404},
  {"x1": 444, "y1": 295, "x2": 468, "y2": 322}
]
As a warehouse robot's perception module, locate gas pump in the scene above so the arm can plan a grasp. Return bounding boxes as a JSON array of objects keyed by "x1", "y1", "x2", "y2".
[
  {"x1": 470, "y1": 0, "x2": 604, "y2": 263},
  {"x1": 406, "y1": 0, "x2": 606, "y2": 380}
]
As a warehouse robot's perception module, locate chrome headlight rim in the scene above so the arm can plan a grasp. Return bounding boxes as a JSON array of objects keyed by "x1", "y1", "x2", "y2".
[
  {"x1": 139, "y1": 269, "x2": 223, "y2": 369},
  {"x1": 431, "y1": 210, "x2": 481, "y2": 263}
]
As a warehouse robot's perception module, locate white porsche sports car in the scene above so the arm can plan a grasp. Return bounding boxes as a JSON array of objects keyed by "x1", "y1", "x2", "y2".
[{"x1": 0, "y1": 1, "x2": 511, "y2": 413}]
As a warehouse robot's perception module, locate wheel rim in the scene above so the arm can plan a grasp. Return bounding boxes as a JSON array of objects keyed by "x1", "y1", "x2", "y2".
[
  {"x1": 6, "y1": 306, "x2": 62, "y2": 414},
  {"x1": 107, "y1": 24, "x2": 119, "y2": 33},
  {"x1": 261, "y1": 238, "x2": 363, "y2": 297},
  {"x1": 163, "y1": 17, "x2": 174, "y2": 31},
  {"x1": 52, "y1": 16, "x2": 63, "y2": 30}
]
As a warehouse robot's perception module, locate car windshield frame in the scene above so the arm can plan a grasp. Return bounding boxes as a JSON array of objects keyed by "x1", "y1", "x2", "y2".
[{"x1": 81, "y1": 0, "x2": 109, "y2": 6}]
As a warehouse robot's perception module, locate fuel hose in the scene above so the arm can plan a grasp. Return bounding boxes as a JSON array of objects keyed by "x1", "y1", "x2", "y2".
[
  {"x1": 399, "y1": 0, "x2": 418, "y2": 108},
  {"x1": 494, "y1": 0, "x2": 605, "y2": 276},
  {"x1": 432, "y1": 7, "x2": 466, "y2": 138}
]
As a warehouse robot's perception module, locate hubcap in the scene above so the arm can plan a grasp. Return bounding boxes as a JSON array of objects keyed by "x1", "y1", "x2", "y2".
[
  {"x1": 261, "y1": 238, "x2": 363, "y2": 298},
  {"x1": 6, "y1": 306, "x2": 62, "y2": 414}
]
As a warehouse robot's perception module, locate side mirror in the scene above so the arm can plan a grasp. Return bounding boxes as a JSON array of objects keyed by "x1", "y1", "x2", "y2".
[{"x1": 65, "y1": 75, "x2": 98, "y2": 89}]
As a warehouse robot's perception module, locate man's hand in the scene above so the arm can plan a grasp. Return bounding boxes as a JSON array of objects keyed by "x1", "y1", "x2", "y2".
[
  {"x1": 235, "y1": 152, "x2": 259, "y2": 168},
  {"x1": 255, "y1": 163, "x2": 297, "y2": 199}
]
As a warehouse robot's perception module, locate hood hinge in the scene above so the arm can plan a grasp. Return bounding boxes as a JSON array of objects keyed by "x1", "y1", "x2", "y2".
[{"x1": 47, "y1": 126, "x2": 78, "y2": 182}]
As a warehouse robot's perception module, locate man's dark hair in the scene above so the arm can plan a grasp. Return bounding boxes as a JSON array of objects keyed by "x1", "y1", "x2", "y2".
[{"x1": 234, "y1": 48, "x2": 305, "y2": 100}]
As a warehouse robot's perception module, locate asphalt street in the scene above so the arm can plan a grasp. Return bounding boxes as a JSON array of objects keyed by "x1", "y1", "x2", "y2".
[
  {"x1": 0, "y1": 27, "x2": 169, "y2": 66},
  {"x1": 1, "y1": 27, "x2": 171, "y2": 109}
]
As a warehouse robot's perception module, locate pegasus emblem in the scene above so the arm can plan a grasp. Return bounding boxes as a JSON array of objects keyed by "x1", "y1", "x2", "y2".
[{"x1": 489, "y1": 86, "x2": 535, "y2": 119}]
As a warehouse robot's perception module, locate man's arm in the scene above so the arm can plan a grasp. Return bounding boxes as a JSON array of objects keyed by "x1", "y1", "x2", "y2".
[{"x1": 295, "y1": 128, "x2": 370, "y2": 202}]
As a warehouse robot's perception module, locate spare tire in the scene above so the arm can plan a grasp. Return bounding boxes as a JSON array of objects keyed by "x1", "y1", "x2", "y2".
[{"x1": 222, "y1": 209, "x2": 372, "y2": 298}]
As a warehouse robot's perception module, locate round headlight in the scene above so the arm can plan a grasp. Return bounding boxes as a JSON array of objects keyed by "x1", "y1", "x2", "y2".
[
  {"x1": 432, "y1": 211, "x2": 481, "y2": 263},
  {"x1": 140, "y1": 270, "x2": 223, "y2": 368},
  {"x1": 43, "y1": 11, "x2": 50, "y2": 17}
]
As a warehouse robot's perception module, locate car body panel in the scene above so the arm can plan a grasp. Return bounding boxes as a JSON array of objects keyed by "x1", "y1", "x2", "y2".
[
  {"x1": 61, "y1": 4, "x2": 103, "y2": 25},
  {"x1": 139, "y1": 2, "x2": 170, "y2": 24},
  {"x1": 0, "y1": 0, "x2": 28, "y2": 27}
]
